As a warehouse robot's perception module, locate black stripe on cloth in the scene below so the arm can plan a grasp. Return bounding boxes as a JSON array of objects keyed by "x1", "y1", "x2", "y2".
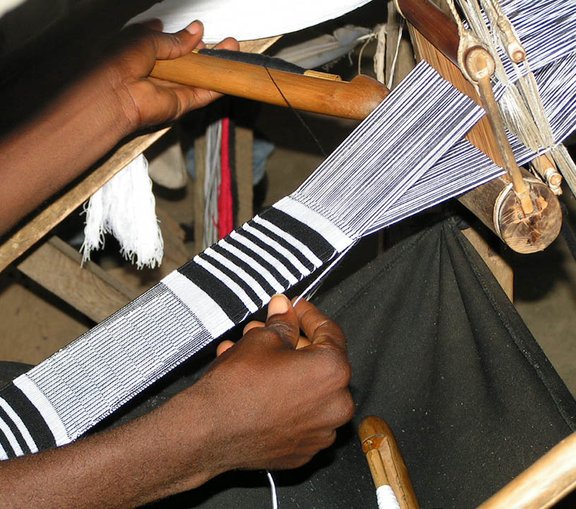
[
  {"x1": 211, "y1": 244, "x2": 277, "y2": 296},
  {"x1": 248, "y1": 221, "x2": 315, "y2": 272},
  {"x1": 0, "y1": 425, "x2": 13, "y2": 458},
  {"x1": 259, "y1": 207, "x2": 337, "y2": 262},
  {"x1": 0, "y1": 406, "x2": 30, "y2": 455},
  {"x1": 178, "y1": 260, "x2": 249, "y2": 321},
  {"x1": 0, "y1": 383, "x2": 56, "y2": 451},
  {"x1": 238, "y1": 229, "x2": 302, "y2": 280},
  {"x1": 225, "y1": 236, "x2": 290, "y2": 289},
  {"x1": 197, "y1": 252, "x2": 263, "y2": 308}
]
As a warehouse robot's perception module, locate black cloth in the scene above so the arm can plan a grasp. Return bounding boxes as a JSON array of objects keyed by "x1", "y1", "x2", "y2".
[{"x1": 2, "y1": 218, "x2": 575, "y2": 508}]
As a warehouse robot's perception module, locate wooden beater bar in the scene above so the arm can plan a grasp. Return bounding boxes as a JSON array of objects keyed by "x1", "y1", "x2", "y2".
[{"x1": 152, "y1": 50, "x2": 389, "y2": 121}]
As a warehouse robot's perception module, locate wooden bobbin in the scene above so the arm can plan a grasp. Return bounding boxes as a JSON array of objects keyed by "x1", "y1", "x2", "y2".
[
  {"x1": 459, "y1": 175, "x2": 562, "y2": 254},
  {"x1": 359, "y1": 416, "x2": 420, "y2": 509}
]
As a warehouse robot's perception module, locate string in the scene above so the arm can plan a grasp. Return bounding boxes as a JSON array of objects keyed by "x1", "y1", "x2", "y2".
[
  {"x1": 357, "y1": 33, "x2": 376, "y2": 77},
  {"x1": 267, "y1": 470, "x2": 279, "y2": 509},
  {"x1": 263, "y1": 66, "x2": 328, "y2": 158}
]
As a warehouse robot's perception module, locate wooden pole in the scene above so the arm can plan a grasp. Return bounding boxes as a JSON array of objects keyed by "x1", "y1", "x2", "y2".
[{"x1": 479, "y1": 433, "x2": 576, "y2": 509}]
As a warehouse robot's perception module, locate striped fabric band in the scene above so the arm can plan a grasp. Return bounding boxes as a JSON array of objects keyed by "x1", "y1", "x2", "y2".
[
  {"x1": 1, "y1": 204, "x2": 352, "y2": 453},
  {"x1": 0, "y1": 384, "x2": 56, "y2": 459}
]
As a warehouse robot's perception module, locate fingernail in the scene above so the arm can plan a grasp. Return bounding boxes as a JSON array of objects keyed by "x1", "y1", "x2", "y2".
[
  {"x1": 268, "y1": 294, "x2": 290, "y2": 317},
  {"x1": 185, "y1": 20, "x2": 202, "y2": 35}
]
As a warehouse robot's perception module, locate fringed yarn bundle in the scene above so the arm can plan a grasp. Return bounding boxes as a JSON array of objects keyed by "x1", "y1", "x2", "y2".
[
  {"x1": 0, "y1": 62, "x2": 504, "y2": 456},
  {"x1": 81, "y1": 154, "x2": 164, "y2": 269}
]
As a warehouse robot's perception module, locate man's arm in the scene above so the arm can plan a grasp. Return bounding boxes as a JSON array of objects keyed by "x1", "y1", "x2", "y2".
[
  {"x1": 0, "y1": 295, "x2": 354, "y2": 508},
  {"x1": 0, "y1": 20, "x2": 238, "y2": 236}
]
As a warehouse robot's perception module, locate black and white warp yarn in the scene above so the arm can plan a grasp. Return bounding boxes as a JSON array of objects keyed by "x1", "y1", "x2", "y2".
[{"x1": 0, "y1": 62, "x2": 505, "y2": 458}]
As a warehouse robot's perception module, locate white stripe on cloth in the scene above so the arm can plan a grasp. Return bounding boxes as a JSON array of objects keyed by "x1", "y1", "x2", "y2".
[
  {"x1": 194, "y1": 256, "x2": 260, "y2": 314},
  {"x1": 253, "y1": 216, "x2": 324, "y2": 268},
  {"x1": 161, "y1": 271, "x2": 234, "y2": 338},
  {"x1": 230, "y1": 231, "x2": 299, "y2": 286},
  {"x1": 273, "y1": 197, "x2": 355, "y2": 252},
  {"x1": 243, "y1": 223, "x2": 311, "y2": 277},
  {"x1": 204, "y1": 247, "x2": 270, "y2": 303},
  {"x1": 219, "y1": 239, "x2": 285, "y2": 294}
]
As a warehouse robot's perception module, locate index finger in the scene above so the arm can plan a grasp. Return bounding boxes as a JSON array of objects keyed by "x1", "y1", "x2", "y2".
[{"x1": 294, "y1": 299, "x2": 346, "y2": 350}]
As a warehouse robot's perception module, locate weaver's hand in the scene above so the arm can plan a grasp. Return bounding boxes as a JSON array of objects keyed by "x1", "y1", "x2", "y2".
[
  {"x1": 172, "y1": 295, "x2": 354, "y2": 476},
  {"x1": 102, "y1": 19, "x2": 239, "y2": 130},
  {"x1": 0, "y1": 20, "x2": 239, "y2": 235},
  {"x1": 0, "y1": 297, "x2": 352, "y2": 507}
]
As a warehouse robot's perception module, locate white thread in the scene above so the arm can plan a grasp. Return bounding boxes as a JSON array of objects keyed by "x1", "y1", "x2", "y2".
[
  {"x1": 451, "y1": 0, "x2": 576, "y2": 196},
  {"x1": 267, "y1": 470, "x2": 279, "y2": 509},
  {"x1": 204, "y1": 120, "x2": 222, "y2": 249},
  {"x1": 293, "y1": 246, "x2": 354, "y2": 305},
  {"x1": 376, "y1": 485, "x2": 401, "y2": 509},
  {"x1": 81, "y1": 154, "x2": 163, "y2": 269}
]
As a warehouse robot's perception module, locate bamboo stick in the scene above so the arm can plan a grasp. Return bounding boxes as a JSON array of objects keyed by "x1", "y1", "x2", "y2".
[{"x1": 479, "y1": 433, "x2": 576, "y2": 509}]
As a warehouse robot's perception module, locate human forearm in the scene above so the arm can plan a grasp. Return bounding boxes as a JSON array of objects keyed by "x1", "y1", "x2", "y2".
[
  {"x1": 0, "y1": 76, "x2": 132, "y2": 235},
  {"x1": 0, "y1": 387, "x2": 220, "y2": 508},
  {"x1": 0, "y1": 297, "x2": 353, "y2": 506},
  {"x1": 0, "y1": 21, "x2": 238, "y2": 236}
]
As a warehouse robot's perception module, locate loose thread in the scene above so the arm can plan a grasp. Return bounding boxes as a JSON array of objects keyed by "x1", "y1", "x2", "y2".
[
  {"x1": 266, "y1": 470, "x2": 279, "y2": 509},
  {"x1": 263, "y1": 66, "x2": 328, "y2": 158},
  {"x1": 293, "y1": 246, "x2": 354, "y2": 305}
]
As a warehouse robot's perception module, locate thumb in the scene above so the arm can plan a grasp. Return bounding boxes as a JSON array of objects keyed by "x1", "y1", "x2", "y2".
[{"x1": 265, "y1": 294, "x2": 300, "y2": 349}]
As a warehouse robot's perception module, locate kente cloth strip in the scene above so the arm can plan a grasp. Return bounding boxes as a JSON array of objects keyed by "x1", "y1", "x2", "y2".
[
  {"x1": 3, "y1": 217, "x2": 575, "y2": 509},
  {"x1": 0, "y1": 62, "x2": 504, "y2": 458}
]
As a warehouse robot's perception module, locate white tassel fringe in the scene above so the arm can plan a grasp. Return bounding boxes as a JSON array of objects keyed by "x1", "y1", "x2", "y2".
[{"x1": 81, "y1": 154, "x2": 164, "y2": 269}]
